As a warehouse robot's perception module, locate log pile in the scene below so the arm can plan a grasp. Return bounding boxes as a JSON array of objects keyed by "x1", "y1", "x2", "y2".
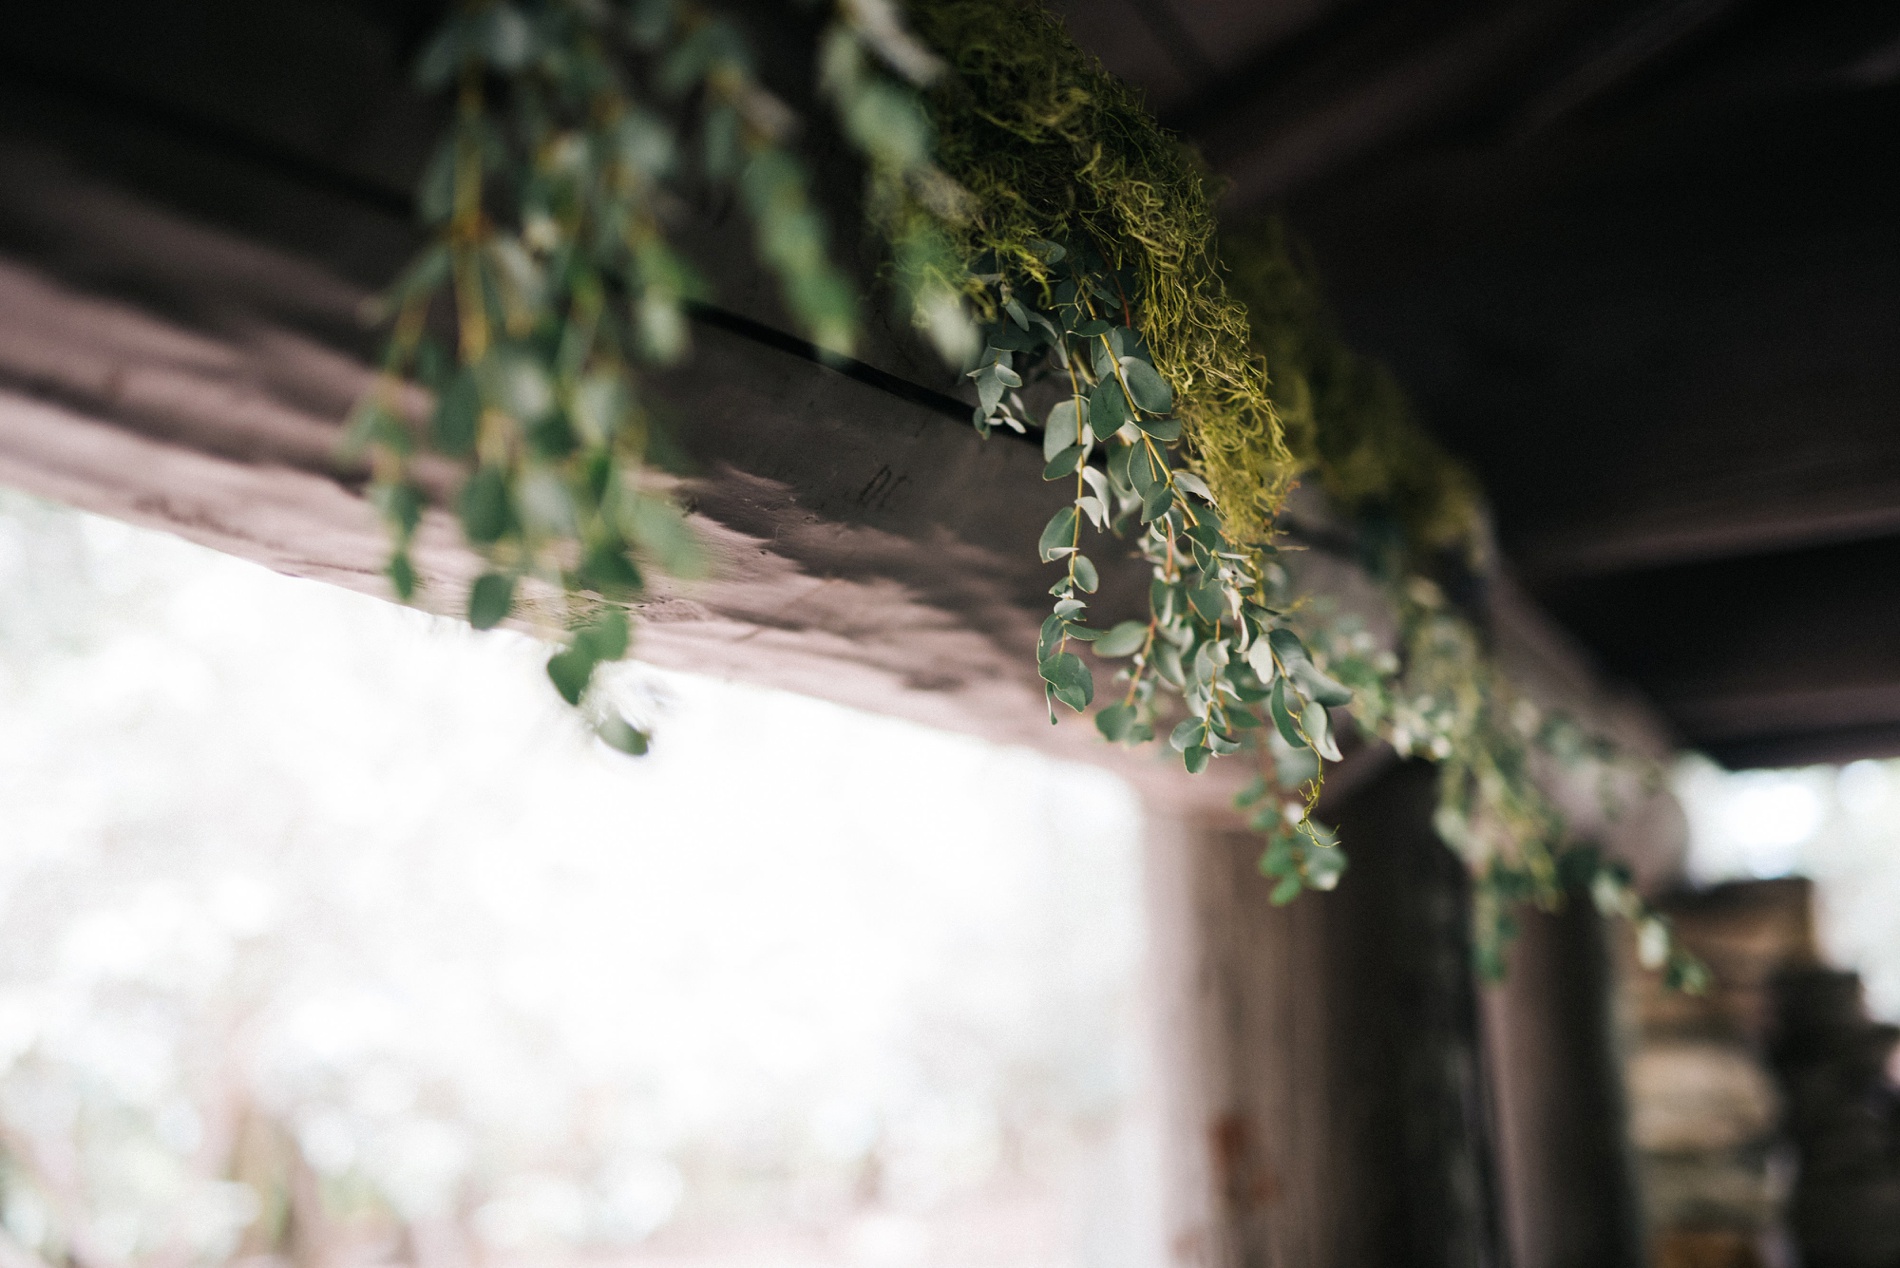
[{"x1": 1770, "y1": 966, "x2": 1900, "y2": 1267}]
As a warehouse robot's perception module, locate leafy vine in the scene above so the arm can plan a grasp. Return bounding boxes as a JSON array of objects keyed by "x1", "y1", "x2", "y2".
[{"x1": 355, "y1": 0, "x2": 1702, "y2": 983}]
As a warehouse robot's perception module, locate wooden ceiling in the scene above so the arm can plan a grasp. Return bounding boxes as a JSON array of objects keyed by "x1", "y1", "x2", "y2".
[
  {"x1": 6, "y1": 0, "x2": 1898, "y2": 768},
  {"x1": 1050, "y1": 0, "x2": 1900, "y2": 767}
]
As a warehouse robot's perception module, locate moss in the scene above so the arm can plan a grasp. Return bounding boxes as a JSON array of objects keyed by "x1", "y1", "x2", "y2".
[
  {"x1": 1220, "y1": 216, "x2": 1489, "y2": 567},
  {"x1": 910, "y1": 0, "x2": 1296, "y2": 545}
]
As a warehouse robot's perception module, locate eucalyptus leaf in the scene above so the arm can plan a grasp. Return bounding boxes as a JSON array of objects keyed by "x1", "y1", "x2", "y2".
[
  {"x1": 1292, "y1": 660, "x2": 1354, "y2": 708},
  {"x1": 975, "y1": 365, "x2": 1004, "y2": 414},
  {"x1": 1268, "y1": 627, "x2": 1311, "y2": 671},
  {"x1": 1043, "y1": 446, "x2": 1085, "y2": 480},
  {"x1": 546, "y1": 646, "x2": 596, "y2": 706},
  {"x1": 596, "y1": 711, "x2": 651, "y2": 756},
  {"x1": 387, "y1": 550, "x2": 417, "y2": 601},
  {"x1": 1303, "y1": 698, "x2": 1344, "y2": 761},
  {"x1": 460, "y1": 467, "x2": 512, "y2": 545},
  {"x1": 1187, "y1": 574, "x2": 1225, "y2": 622},
  {"x1": 1087, "y1": 376, "x2": 1129, "y2": 438},
  {"x1": 1093, "y1": 621, "x2": 1148, "y2": 657},
  {"x1": 1039, "y1": 651, "x2": 1094, "y2": 712},
  {"x1": 467, "y1": 572, "x2": 516, "y2": 630},
  {"x1": 1038, "y1": 506, "x2": 1078, "y2": 561},
  {"x1": 1044, "y1": 397, "x2": 1084, "y2": 459},
  {"x1": 1269, "y1": 678, "x2": 1307, "y2": 750},
  {"x1": 1134, "y1": 416, "x2": 1181, "y2": 441},
  {"x1": 1119, "y1": 357, "x2": 1174, "y2": 414},
  {"x1": 1072, "y1": 554, "x2": 1099, "y2": 593},
  {"x1": 1153, "y1": 641, "x2": 1185, "y2": 687},
  {"x1": 1095, "y1": 701, "x2": 1135, "y2": 743},
  {"x1": 1246, "y1": 636, "x2": 1278, "y2": 683}
]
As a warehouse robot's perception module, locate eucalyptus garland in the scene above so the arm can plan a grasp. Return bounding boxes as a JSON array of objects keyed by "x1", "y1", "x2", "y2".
[
  {"x1": 958, "y1": 239, "x2": 1356, "y2": 886},
  {"x1": 350, "y1": 0, "x2": 926, "y2": 750},
  {"x1": 356, "y1": 0, "x2": 1702, "y2": 983},
  {"x1": 1225, "y1": 218, "x2": 1706, "y2": 985}
]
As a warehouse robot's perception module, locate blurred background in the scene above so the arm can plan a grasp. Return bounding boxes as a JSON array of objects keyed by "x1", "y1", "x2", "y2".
[{"x1": 0, "y1": 491, "x2": 1166, "y2": 1268}]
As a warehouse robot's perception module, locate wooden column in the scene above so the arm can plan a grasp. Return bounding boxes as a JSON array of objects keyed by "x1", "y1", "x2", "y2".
[
  {"x1": 1189, "y1": 761, "x2": 1510, "y2": 1267},
  {"x1": 1483, "y1": 899, "x2": 1646, "y2": 1268}
]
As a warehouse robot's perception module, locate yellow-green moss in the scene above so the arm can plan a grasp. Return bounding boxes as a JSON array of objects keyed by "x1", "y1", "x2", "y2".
[
  {"x1": 911, "y1": 0, "x2": 1296, "y2": 545},
  {"x1": 1220, "y1": 217, "x2": 1489, "y2": 565}
]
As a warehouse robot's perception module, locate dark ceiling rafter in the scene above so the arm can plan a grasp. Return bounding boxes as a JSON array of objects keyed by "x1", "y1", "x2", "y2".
[
  {"x1": 1123, "y1": 0, "x2": 1219, "y2": 84},
  {"x1": 1075, "y1": 0, "x2": 1900, "y2": 766}
]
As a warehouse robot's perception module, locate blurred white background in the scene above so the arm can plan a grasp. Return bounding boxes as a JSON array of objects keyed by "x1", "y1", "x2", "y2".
[
  {"x1": 0, "y1": 491, "x2": 1164, "y2": 1268},
  {"x1": 1678, "y1": 754, "x2": 1900, "y2": 1022}
]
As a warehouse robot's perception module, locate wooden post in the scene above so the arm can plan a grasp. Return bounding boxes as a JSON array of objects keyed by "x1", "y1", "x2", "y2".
[{"x1": 1188, "y1": 761, "x2": 1509, "y2": 1266}]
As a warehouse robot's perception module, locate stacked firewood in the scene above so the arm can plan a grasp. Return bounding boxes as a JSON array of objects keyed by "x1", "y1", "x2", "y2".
[
  {"x1": 1629, "y1": 879, "x2": 1813, "y2": 1268},
  {"x1": 1771, "y1": 965, "x2": 1900, "y2": 1267}
]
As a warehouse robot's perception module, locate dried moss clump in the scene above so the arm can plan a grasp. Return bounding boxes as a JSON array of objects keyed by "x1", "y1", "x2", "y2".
[
  {"x1": 1221, "y1": 217, "x2": 1488, "y2": 567},
  {"x1": 910, "y1": 0, "x2": 1296, "y2": 545}
]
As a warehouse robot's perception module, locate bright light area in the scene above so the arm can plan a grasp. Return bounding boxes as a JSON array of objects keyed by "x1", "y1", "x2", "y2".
[
  {"x1": 1677, "y1": 754, "x2": 1900, "y2": 1022},
  {"x1": 0, "y1": 492, "x2": 1163, "y2": 1267}
]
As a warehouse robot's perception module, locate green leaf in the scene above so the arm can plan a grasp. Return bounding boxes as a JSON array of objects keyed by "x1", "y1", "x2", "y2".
[
  {"x1": 1169, "y1": 718, "x2": 1204, "y2": 752},
  {"x1": 1140, "y1": 480, "x2": 1174, "y2": 523},
  {"x1": 1187, "y1": 573, "x2": 1225, "y2": 622},
  {"x1": 575, "y1": 607, "x2": 631, "y2": 662},
  {"x1": 414, "y1": 18, "x2": 472, "y2": 89},
  {"x1": 1303, "y1": 697, "x2": 1344, "y2": 762},
  {"x1": 1269, "y1": 678, "x2": 1307, "y2": 749},
  {"x1": 577, "y1": 543, "x2": 643, "y2": 600},
  {"x1": 1292, "y1": 660, "x2": 1354, "y2": 708},
  {"x1": 1087, "y1": 376, "x2": 1129, "y2": 438},
  {"x1": 386, "y1": 550, "x2": 417, "y2": 601},
  {"x1": 1093, "y1": 621, "x2": 1148, "y2": 657},
  {"x1": 431, "y1": 369, "x2": 481, "y2": 456},
  {"x1": 1126, "y1": 442, "x2": 1158, "y2": 493},
  {"x1": 375, "y1": 482, "x2": 424, "y2": 537},
  {"x1": 459, "y1": 466, "x2": 511, "y2": 545},
  {"x1": 1134, "y1": 416, "x2": 1181, "y2": 441},
  {"x1": 1118, "y1": 357, "x2": 1173, "y2": 414},
  {"x1": 1039, "y1": 651, "x2": 1094, "y2": 712},
  {"x1": 546, "y1": 646, "x2": 595, "y2": 706},
  {"x1": 467, "y1": 572, "x2": 515, "y2": 630},
  {"x1": 483, "y1": 345, "x2": 554, "y2": 423},
  {"x1": 1072, "y1": 554, "x2": 1099, "y2": 593},
  {"x1": 1043, "y1": 397, "x2": 1085, "y2": 460},
  {"x1": 625, "y1": 495, "x2": 707, "y2": 579},
  {"x1": 1037, "y1": 612, "x2": 1067, "y2": 662},
  {"x1": 1095, "y1": 701, "x2": 1135, "y2": 743},
  {"x1": 483, "y1": 4, "x2": 535, "y2": 69},
  {"x1": 1072, "y1": 317, "x2": 1112, "y2": 338},
  {"x1": 1268, "y1": 627, "x2": 1311, "y2": 671},
  {"x1": 1182, "y1": 745, "x2": 1211, "y2": 774},
  {"x1": 1038, "y1": 506, "x2": 1078, "y2": 562},
  {"x1": 596, "y1": 711, "x2": 651, "y2": 756},
  {"x1": 1246, "y1": 636, "x2": 1278, "y2": 683},
  {"x1": 1270, "y1": 875, "x2": 1304, "y2": 905},
  {"x1": 973, "y1": 365, "x2": 1005, "y2": 414},
  {"x1": 1043, "y1": 446, "x2": 1085, "y2": 480}
]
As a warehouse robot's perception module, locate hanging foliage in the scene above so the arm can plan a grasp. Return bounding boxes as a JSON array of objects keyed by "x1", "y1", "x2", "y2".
[
  {"x1": 1223, "y1": 216, "x2": 1705, "y2": 985},
  {"x1": 907, "y1": 0, "x2": 1298, "y2": 546},
  {"x1": 356, "y1": 0, "x2": 1703, "y2": 983}
]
